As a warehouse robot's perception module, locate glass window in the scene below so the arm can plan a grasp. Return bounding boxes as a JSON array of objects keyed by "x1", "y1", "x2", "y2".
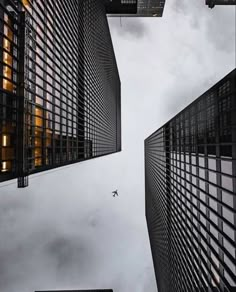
[
  {"x1": 209, "y1": 171, "x2": 217, "y2": 184},
  {"x1": 4, "y1": 25, "x2": 13, "y2": 41},
  {"x1": 210, "y1": 211, "x2": 218, "y2": 225},
  {"x1": 199, "y1": 156, "x2": 205, "y2": 167},
  {"x1": 200, "y1": 180, "x2": 205, "y2": 190},
  {"x1": 222, "y1": 191, "x2": 234, "y2": 208},
  {"x1": 210, "y1": 224, "x2": 218, "y2": 238},
  {"x1": 221, "y1": 160, "x2": 232, "y2": 175},
  {"x1": 208, "y1": 158, "x2": 216, "y2": 170},
  {"x1": 223, "y1": 222, "x2": 234, "y2": 241},
  {"x1": 199, "y1": 168, "x2": 205, "y2": 179},
  {"x1": 200, "y1": 191, "x2": 206, "y2": 202},
  {"x1": 209, "y1": 184, "x2": 217, "y2": 198},
  {"x1": 224, "y1": 254, "x2": 236, "y2": 275},
  {"x1": 222, "y1": 206, "x2": 234, "y2": 224},
  {"x1": 3, "y1": 51, "x2": 13, "y2": 67},
  {"x1": 3, "y1": 37, "x2": 11, "y2": 52},
  {"x1": 223, "y1": 238, "x2": 235, "y2": 259},
  {"x1": 3, "y1": 66, "x2": 12, "y2": 79},
  {"x1": 221, "y1": 175, "x2": 233, "y2": 192},
  {"x1": 1, "y1": 161, "x2": 12, "y2": 172},
  {"x1": 209, "y1": 198, "x2": 218, "y2": 211},
  {"x1": 3, "y1": 78, "x2": 13, "y2": 92}
]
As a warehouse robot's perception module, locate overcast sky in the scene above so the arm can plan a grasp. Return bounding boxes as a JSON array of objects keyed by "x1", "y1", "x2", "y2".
[{"x1": 0, "y1": 1, "x2": 235, "y2": 292}]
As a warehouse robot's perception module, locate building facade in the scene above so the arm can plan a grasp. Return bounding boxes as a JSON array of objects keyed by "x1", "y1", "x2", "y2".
[
  {"x1": 206, "y1": 0, "x2": 236, "y2": 8},
  {"x1": 145, "y1": 69, "x2": 236, "y2": 292},
  {"x1": 106, "y1": 0, "x2": 165, "y2": 17},
  {"x1": 0, "y1": 0, "x2": 121, "y2": 187}
]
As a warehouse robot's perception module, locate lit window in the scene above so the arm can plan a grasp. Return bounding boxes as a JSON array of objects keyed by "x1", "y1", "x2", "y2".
[
  {"x1": 1, "y1": 161, "x2": 11, "y2": 172},
  {"x1": 2, "y1": 134, "x2": 10, "y2": 147},
  {"x1": 22, "y1": 0, "x2": 30, "y2": 8},
  {"x1": 3, "y1": 38, "x2": 11, "y2": 52},
  {"x1": 35, "y1": 107, "x2": 43, "y2": 127},
  {"x1": 3, "y1": 51, "x2": 13, "y2": 67},
  {"x1": 3, "y1": 78, "x2": 13, "y2": 92},
  {"x1": 3, "y1": 66, "x2": 12, "y2": 79},
  {"x1": 221, "y1": 175, "x2": 233, "y2": 192}
]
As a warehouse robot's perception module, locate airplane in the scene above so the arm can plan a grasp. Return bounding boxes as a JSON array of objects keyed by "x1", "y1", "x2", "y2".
[{"x1": 112, "y1": 190, "x2": 118, "y2": 197}]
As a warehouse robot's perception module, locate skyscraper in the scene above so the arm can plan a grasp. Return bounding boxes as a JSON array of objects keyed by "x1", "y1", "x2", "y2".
[
  {"x1": 145, "y1": 69, "x2": 236, "y2": 292},
  {"x1": 0, "y1": 0, "x2": 166, "y2": 188},
  {"x1": 0, "y1": 0, "x2": 121, "y2": 187},
  {"x1": 206, "y1": 0, "x2": 236, "y2": 8}
]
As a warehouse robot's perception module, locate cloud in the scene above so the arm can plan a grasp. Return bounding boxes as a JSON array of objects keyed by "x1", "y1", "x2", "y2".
[
  {"x1": 170, "y1": 0, "x2": 236, "y2": 53},
  {"x1": 205, "y1": 7, "x2": 236, "y2": 53},
  {"x1": 108, "y1": 18, "x2": 148, "y2": 38},
  {"x1": 45, "y1": 236, "x2": 89, "y2": 271}
]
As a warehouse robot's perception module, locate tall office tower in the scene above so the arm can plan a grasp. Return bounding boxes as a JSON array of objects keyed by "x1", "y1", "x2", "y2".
[
  {"x1": 35, "y1": 290, "x2": 113, "y2": 292},
  {"x1": 106, "y1": 0, "x2": 165, "y2": 17},
  {"x1": 206, "y1": 0, "x2": 236, "y2": 8},
  {"x1": 145, "y1": 69, "x2": 236, "y2": 292},
  {"x1": 0, "y1": 0, "x2": 121, "y2": 187}
]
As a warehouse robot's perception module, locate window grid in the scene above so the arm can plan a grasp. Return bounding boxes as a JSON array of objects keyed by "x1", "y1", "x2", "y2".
[{"x1": 145, "y1": 69, "x2": 236, "y2": 292}]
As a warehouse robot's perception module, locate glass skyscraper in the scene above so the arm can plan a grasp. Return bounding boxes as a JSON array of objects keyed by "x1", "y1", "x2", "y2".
[
  {"x1": 145, "y1": 69, "x2": 236, "y2": 292},
  {"x1": 0, "y1": 0, "x2": 121, "y2": 187}
]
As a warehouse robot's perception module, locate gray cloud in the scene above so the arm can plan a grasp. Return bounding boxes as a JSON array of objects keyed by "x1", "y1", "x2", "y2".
[
  {"x1": 205, "y1": 8, "x2": 236, "y2": 53},
  {"x1": 171, "y1": 0, "x2": 235, "y2": 53},
  {"x1": 108, "y1": 18, "x2": 148, "y2": 38},
  {"x1": 46, "y1": 236, "x2": 90, "y2": 272}
]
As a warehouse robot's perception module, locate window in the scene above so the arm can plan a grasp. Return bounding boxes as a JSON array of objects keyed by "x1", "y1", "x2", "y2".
[
  {"x1": 3, "y1": 79, "x2": 13, "y2": 92},
  {"x1": 4, "y1": 25, "x2": 13, "y2": 41},
  {"x1": 221, "y1": 175, "x2": 233, "y2": 192},
  {"x1": 3, "y1": 51, "x2": 13, "y2": 66},
  {"x1": 3, "y1": 38, "x2": 11, "y2": 52},
  {"x1": 3, "y1": 66, "x2": 12, "y2": 79}
]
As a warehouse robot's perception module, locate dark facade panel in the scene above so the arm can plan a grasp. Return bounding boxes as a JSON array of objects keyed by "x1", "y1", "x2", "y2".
[
  {"x1": 0, "y1": 0, "x2": 121, "y2": 186},
  {"x1": 106, "y1": 0, "x2": 165, "y2": 17},
  {"x1": 145, "y1": 69, "x2": 236, "y2": 292},
  {"x1": 105, "y1": 0, "x2": 138, "y2": 14},
  {"x1": 206, "y1": 0, "x2": 236, "y2": 8}
]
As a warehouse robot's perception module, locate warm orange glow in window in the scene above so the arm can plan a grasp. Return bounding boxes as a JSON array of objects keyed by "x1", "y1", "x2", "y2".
[
  {"x1": 35, "y1": 116, "x2": 43, "y2": 127},
  {"x1": 3, "y1": 66, "x2": 12, "y2": 79},
  {"x1": 3, "y1": 78, "x2": 13, "y2": 92},
  {"x1": 2, "y1": 134, "x2": 10, "y2": 147},
  {"x1": 22, "y1": 0, "x2": 30, "y2": 7},
  {"x1": 35, "y1": 107, "x2": 43, "y2": 127},
  {"x1": 35, "y1": 137, "x2": 42, "y2": 147},
  {"x1": 3, "y1": 51, "x2": 12, "y2": 67},
  {"x1": 35, "y1": 107, "x2": 43, "y2": 116},
  {"x1": 2, "y1": 162, "x2": 7, "y2": 172},
  {"x1": 3, "y1": 38, "x2": 11, "y2": 52},
  {"x1": 1, "y1": 161, "x2": 11, "y2": 172},
  {"x1": 35, "y1": 147, "x2": 42, "y2": 167},
  {"x1": 35, "y1": 148, "x2": 42, "y2": 157},
  {"x1": 4, "y1": 25, "x2": 13, "y2": 41},
  {"x1": 35, "y1": 158, "x2": 42, "y2": 167}
]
